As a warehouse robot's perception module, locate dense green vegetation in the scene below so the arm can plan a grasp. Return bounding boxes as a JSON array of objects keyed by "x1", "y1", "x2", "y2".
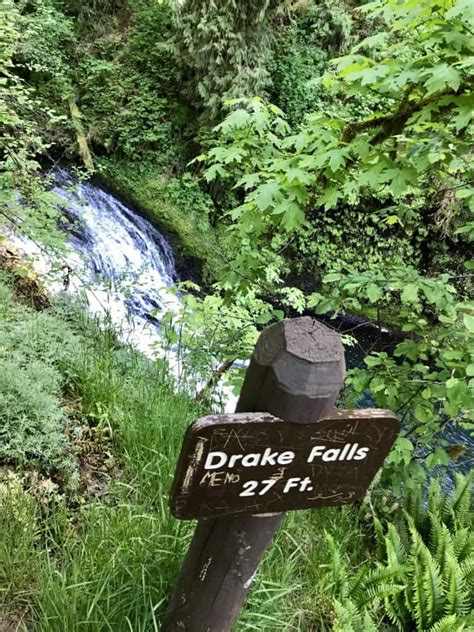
[
  {"x1": 0, "y1": 272, "x2": 380, "y2": 630},
  {"x1": 1, "y1": 0, "x2": 473, "y2": 628},
  {"x1": 1, "y1": 269, "x2": 470, "y2": 630}
]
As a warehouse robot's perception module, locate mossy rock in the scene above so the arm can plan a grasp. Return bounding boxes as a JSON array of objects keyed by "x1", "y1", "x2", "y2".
[{"x1": 97, "y1": 159, "x2": 225, "y2": 282}]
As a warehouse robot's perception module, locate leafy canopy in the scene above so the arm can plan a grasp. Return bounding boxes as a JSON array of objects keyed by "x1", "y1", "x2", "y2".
[{"x1": 198, "y1": 0, "x2": 474, "y2": 485}]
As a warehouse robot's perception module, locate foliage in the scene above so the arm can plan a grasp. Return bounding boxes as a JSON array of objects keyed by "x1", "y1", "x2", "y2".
[
  {"x1": 204, "y1": 0, "x2": 474, "y2": 284},
  {"x1": 76, "y1": 0, "x2": 188, "y2": 163},
  {"x1": 0, "y1": 0, "x2": 67, "y2": 248},
  {"x1": 0, "y1": 278, "x2": 78, "y2": 484},
  {"x1": 161, "y1": 282, "x2": 286, "y2": 404},
  {"x1": 99, "y1": 159, "x2": 220, "y2": 275},
  {"x1": 0, "y1": 270, "x2": 376, "y2": 630},
  {"x1": 310, "y1": 265, "x2": 473, "y2": 489},
  {"x1": 331, "y1": 473, "x2": 474, "y2": 631},
  {"x1": 200, "y1": 0, "x2": 474, "y2": 484},
  {"x1": 172, "y1": 0, "x2": 287, "y2": 122},
  {"x1": 14, "y1": 0, "x2": 75, "y2": 97},
  {"x1": 269, "y1": 0, "x2": 352, "y2": 126}
]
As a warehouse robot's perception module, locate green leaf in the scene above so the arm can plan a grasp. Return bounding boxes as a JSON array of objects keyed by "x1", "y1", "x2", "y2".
[
  {"x1": 366, "y1": 283, "x2": 383, "y2": 303},
  {"x1": 397, "y1": 437, "x2": 414, "y2": 453},
  {"x1": 365, "y1": 355, "x2": 381, "y2": 367},
  {"x1": 323, "y1": 272, "x2": 342, "y2": 283},
  {"x1": 414, "y1": 404, "x2": 432, "y2": 423},
  {"x1": 218, "y1": 108, "x2": 251, "y2": 131},
  {"x1": 426, "y1": 448, "x2": 449, "y2": 468},
  {"x1": 401, "y1": 284, "x2": 419, "y2": 304},
  {"x1": 327, "y1": 149, "x2": 348, "y2": 173},
  {"x1": 280, "y1": 203, "x2": 305, "y2": 231},
  {"x1": 253, "y1": 182, "x2": 281, "y2": 211},
  {"x1": 424, "y1": 65, "x2": 461, "y2": 94},
  {"x1": 319, "y1": 187, "x2": 341, "y2": 209},
  {"x1": 463, "y1": 314, "x2": 474, "y2": 332}
]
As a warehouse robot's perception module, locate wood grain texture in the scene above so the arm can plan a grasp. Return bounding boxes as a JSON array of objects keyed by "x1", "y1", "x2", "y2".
[
  {"x1": 236, "y1": 317, "x2": 345, "y2": 423},
  {"x1": 170, "y1": 410, "x2": 400, "y2": 520}
]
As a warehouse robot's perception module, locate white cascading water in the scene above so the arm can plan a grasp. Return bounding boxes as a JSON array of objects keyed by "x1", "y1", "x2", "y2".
[{"x1": 14, "y1": 168, "x2": 181, "y2": 357}]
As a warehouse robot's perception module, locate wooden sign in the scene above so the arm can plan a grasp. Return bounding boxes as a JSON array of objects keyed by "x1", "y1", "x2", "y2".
[
  {"x1": 170, "y1": 408, "x2": 399, "y2": 520},
  {"x1": 165, "y1": 318, "x2": 399, "y2": 632}
]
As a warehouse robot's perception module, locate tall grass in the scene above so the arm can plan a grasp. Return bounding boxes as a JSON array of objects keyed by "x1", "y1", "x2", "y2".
[{"x1": 0, "y1": 277, "x2": 373, "y2": 631}]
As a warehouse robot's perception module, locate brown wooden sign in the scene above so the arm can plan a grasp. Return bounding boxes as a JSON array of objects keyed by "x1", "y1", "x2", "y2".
[{"x1": 170, "y1": 408, "x2": 400, "y2": 520}]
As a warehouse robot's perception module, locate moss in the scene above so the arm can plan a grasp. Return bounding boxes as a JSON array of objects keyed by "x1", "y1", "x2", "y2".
[{"x1": 98, "y1": 158, "x2": 225, "y2": 282}]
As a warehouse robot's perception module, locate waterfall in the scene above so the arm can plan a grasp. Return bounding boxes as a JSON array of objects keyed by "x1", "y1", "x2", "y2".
[{"x1": 13, "y1": 168, "x2": 181, "y2": 356}]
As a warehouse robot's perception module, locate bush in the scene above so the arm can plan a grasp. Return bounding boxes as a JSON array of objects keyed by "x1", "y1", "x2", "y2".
[
  {"x1": 0, "y1": 280, "x2": 77, "y2": 482},
  {"x1": 268, "y1": 1, "x2": 352, "y2": 126}
]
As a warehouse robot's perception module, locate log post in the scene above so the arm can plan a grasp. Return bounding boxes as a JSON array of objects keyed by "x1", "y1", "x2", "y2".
[{"x1": 164, "y1": 317, "x2": 346, "y2": 631}]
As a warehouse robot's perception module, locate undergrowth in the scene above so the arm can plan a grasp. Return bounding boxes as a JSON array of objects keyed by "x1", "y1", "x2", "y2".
[{"x1": 0, "y1": 272, "x2": 373, "y2": 630}]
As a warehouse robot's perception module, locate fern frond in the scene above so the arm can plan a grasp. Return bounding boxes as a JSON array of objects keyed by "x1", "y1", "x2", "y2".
[
  {"x1": 323, "y1": 530, "x2": 348, "y2": 599},
  {"x1": 333, "y1": 599, "x2": 380, "y2": 632},
  {"x1": 427, "y1": 614, "x2": 466, "y2": 632},
  {"x1": 428, "y1": 479, "x2": 443, "y2": 524},
  {"x1": 384, "y1": 591, "x2": 411, "y2": 632},
  {"x1": 333, "y1": 598, "x2": 359, "y2": 632},
  {"x1": 349, "y1": 564, "x2": 405, "y2": 608},
  {"x1": 428, "y1": 510, "x2": 444, "y2": 556},
  {"x1": 386, "y1": 522, "x2": 408, "y2": 567},
  {"x1": 406, "y1": 520, "x2": 449, "y2": 628},
  {"x1": 417, "y1": 535, "x2": 445, "y2": 626},
  {"x1": 362, "y1": 581, "x2": 405, "y2": 607},
  {"x1": 453, "y1": 528, "x2": 472, "y2": 562},
  {"x1": 361, "y1": 609, "x2": 380, "y2": 632},
  {"x1": 405, "y1": 483, "x2": 426, "y2": 533},
  {"x1": 451, "y1": 472, "x2": 473, "y2": 531},
  {"x1": 444, "y1": 553, "x2": 471, "y2": 617},
  {"x1": 460, "y1": 555, "x2": 474, "y2": 592},
  {"x1": 435, "y1": 523, "x2": 454, "y2": 575}
]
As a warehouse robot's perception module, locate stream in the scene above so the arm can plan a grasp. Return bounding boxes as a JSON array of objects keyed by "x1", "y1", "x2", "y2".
[{"x1": 13, "y1": 168, "x2": 473, "y2": 478}]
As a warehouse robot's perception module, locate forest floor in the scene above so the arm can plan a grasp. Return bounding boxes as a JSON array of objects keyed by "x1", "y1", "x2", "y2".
[{"x1": 0, "y1": 257, "x2": 377, "y2": 631}]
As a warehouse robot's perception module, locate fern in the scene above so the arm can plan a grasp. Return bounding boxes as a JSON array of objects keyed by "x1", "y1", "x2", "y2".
[
  {"x1": 460, "y1": 555, "x2": 474, "y2": 589},
  {"x1": 444, "y1": 554, "x2": 470, "y2": 618},
  {"x1": 434, "y1": 523, "x2": 454, "y2": 576},
  {"x1": 326, "y1": 474, "x2": 473, "y2": 631},
  {"x1": 410, "y1": 537, "x2": 431, "y2": 630},
  {"x1": 349, "y1": 566, "x2": 405, "y2": 609},
  {"x1": 323, "y1": 530, "x2": 348, "y2": 599},
  {"x1": 428, "y1": 614, "x2": 466, "y2": 632},
  {"x1": 428, "y1": 480, "x2": 443, "y2": 528},
  {"x1": 385, "y1": 522, "x2": 408, "y2": 566},
  {"x1": 333, "y1": 599, "x2": 379, "y2": 632},
  {"x1": 416, "y1": 537, "x2": 445, "y2": 626},
  {"x1": 406, "y1": 483, "x2": 428, "y2": 534},
  {"x1": 451, "y1": 472, "x2": 473, "y2": 531},
  {"x1": 453, "y1": 528, "x2": 472, "y2": 562}
]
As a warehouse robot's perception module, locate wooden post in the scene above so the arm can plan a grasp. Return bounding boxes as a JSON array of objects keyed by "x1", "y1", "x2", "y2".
[{"x1": 164, "y1": 317, "x2": 346, "y2": 631}]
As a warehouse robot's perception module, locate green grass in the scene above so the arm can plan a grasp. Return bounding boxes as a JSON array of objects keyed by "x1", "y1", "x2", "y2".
[{"x1": 0, "y1": 274, "x2": 374, "y2": 631}]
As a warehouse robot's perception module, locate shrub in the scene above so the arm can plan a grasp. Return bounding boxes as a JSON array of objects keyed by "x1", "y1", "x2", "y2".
[
  {"x1": 0, "y1": 280, "x2": 78, "y2": 482},
  {"x1": 0, "y1": 357, "x2": 72, "y2": 476},
  {"x1": 268, "y1": 1, "x2": 352, "y2": 126}
]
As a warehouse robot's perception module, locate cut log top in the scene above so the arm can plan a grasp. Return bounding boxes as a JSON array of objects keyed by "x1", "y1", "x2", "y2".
[
  {"x1": 237, "y1": 317, "x2": 346, "y2": 423},
  {"x1": 255, "y1": 316, "x2": 344, "y2": 365}
]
